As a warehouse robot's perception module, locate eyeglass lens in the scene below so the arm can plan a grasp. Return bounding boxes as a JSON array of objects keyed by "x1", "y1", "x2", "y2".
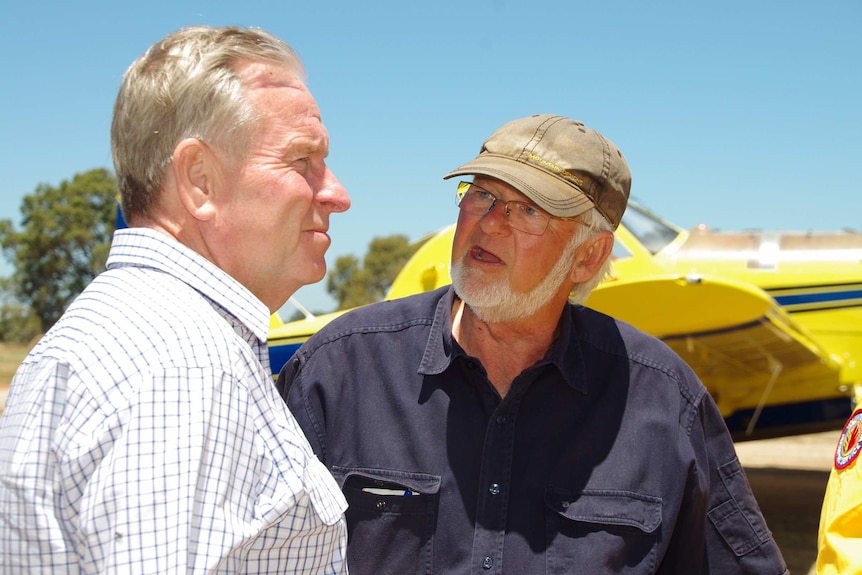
[{"x1": 456, "y1": 181, "x2": 550, "y2": 235}]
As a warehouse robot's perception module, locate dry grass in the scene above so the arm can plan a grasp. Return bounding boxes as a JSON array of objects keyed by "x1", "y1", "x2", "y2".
[
  {"x1": 0, "y1": 343, "x2": 28, "y2": 388},
  {"x1": 0, "y1": 342, "x2": 29, "y2": 414}
]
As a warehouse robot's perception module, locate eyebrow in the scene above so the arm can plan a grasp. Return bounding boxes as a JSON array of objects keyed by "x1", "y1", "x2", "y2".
[
  {"x1": 473, "y1": 181, "x2": 545, "y2": 211},
  {"x1": 282, "y1": 131, "x2": 328, "y2": 159}
]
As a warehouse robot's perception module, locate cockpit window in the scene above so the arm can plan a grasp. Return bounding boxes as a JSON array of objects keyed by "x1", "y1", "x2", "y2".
[{"x1": 621, "y1": 202, "x2": 682, "y2": 254}]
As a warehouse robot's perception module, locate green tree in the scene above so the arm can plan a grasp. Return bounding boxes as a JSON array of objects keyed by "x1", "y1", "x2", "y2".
[
  {"x1": 0, "y1": 278, "x2": 41, "y2": 344},
  {"x1": 327, "y1": 254, "x2": 363, "y2": 310},
  {"x1": 326, "y1": 235, "x2": 419, "y2": 310},
  {"x1": 0, "y1": 169, "x2": 119, "y2": 333}
]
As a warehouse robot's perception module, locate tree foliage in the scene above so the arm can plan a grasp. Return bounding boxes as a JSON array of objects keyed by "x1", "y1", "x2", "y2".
[
  {"x1": 0, "y1": 169, "x2": 119, "y2": 333},
  {"x1": 0, "y1": 278, "x2": 41, "y2": 344},
  {"x1": 326, "y1": 234, "x2": 420, "y2": 310}
]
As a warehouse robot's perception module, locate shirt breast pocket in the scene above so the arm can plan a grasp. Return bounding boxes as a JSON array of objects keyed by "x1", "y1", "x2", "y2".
[
  {"x1": 331, "y1": 466, "x2": 441, "y2": 575},
  {"x1": 545, "y1": 487, "x2": 662, "y2": 575}
]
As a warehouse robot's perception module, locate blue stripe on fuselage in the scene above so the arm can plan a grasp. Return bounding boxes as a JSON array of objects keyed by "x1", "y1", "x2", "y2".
[
  {"x1": 268, "y1": 342, "x2": 303, "y2": 377},
  {"x1": 770, "y1": 288, "x2": 862, "y2": 307}
]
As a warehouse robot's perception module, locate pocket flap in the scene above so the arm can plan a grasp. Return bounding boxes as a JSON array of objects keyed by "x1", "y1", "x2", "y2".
[
  {"x1": 546, "y1": 488, "x2": 663, "y2": 534},
  {"x1": 331, "y1": 466, "x2": 442, "y2": 495}
]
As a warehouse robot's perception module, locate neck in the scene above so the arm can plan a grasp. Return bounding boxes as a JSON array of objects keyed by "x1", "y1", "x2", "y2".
[{"x1": 452, "y1": 297, "x2": 561, "y2": 397}]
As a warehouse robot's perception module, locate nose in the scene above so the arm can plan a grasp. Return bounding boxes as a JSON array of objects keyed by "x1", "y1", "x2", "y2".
[
  {"x1": 318, "y1": 167, "x2": 350, "y2": 213},
  {"x1": 479, "y1": 198, "x2": 512, "y2": 234},
  {"x1": 484, "y1": 198, "x2": 510, "y2": 218}
]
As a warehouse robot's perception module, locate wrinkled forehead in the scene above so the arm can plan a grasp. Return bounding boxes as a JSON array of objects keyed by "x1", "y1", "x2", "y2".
[{"x1": 237, "y1": 60, "x2": 323, "y2": 126}]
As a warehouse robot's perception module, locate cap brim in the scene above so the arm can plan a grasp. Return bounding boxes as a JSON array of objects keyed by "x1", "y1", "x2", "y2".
[{"x1": 443, "y1": 154, "x2": 595, "y2": 219}]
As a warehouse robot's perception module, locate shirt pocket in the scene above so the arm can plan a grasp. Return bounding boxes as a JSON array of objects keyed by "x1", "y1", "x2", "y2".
[
  {"x1": 331, "y1": 466, "x2": 441, "y2": 575},
  {"x1": 545, "y1": 487, "x2": 662, "y2": 575},
  {"x1": 707, "y1": 458, "x2": 773, "y2": 557}
]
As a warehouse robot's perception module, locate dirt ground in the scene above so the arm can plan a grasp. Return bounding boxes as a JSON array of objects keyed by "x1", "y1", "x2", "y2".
[{"x1": 0, "y1": 377, "x2": 839, "y2": 574}]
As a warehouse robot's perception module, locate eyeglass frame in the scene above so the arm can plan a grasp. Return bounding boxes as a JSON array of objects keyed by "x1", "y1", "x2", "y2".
[{"x1": 455, "y1": 180, "x2": 579, "y2": 236}]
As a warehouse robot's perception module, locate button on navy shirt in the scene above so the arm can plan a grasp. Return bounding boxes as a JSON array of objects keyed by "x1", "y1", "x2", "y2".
[{"x1": 277, "y1": 286, "x2": 788, "y2": 575}]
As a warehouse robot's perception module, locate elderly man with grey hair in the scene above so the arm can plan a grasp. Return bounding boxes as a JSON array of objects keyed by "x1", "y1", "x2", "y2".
[
  {"x1": 0, "y1": 26, "x2": 350, "y2": 574},
  {"x1": 278, "y1": 114, "x2": 788, "y2": 574}
]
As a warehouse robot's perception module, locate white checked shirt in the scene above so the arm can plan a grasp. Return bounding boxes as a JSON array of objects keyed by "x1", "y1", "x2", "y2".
[{"x1": 0, "y1": 228, "x2": 348, "y2": 574}]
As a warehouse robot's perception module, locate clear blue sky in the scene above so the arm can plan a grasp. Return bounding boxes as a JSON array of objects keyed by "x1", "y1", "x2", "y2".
[{"x1": 2, "y1": 0, "x2": 859, "y2": 314}]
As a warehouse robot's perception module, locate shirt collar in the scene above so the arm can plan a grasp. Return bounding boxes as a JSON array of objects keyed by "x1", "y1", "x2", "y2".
[
  {"x1": 106, "y1": 228, "x2": 271, "y2": 343},
  {"x1": 417, "y1": 286, "x2": 589, "y2": 393},
  {"x1": 418, "y1": 287, "x2": 459, "y2": 376},
  {"x1": 549, "y1": 306, "x2": 589, "y2": 393}
]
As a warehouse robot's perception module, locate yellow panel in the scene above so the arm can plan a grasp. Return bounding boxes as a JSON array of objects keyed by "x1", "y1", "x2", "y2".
[
  {"x1": 387, "y1": 225, "x2": 456, "y2": 300},
  {"x1": 269, "y1": 309, "x2": 351, "y2": 344},
  {"x1": 584, "y1": 273, "x2": 847, "y2": 418},
  {"x1": 585, "y1": 274, "x2": 774, "y2": 337}
]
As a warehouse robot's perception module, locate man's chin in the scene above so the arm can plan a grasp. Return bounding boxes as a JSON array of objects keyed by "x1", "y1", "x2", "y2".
[
  {"x1": 285, "y1": 256, "x2": 327, "y2": 290},
  {"x1": 452, "y1": 272, "x2": 506, "y2": 304},
  {"x1": 306, "y1": 262, "x2": 327, "y2": 285}
]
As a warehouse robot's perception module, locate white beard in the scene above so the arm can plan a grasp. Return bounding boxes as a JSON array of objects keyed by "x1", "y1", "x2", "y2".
[{"x1": 451, "y1": 234, "x2": 580, "y2": 323}]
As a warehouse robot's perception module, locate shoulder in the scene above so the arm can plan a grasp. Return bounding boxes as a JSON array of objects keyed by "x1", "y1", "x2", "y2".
[
  {"x1": 571, "y1": 304, "x2": 706, "y2": 406},
  {"x1": 76, "y1": 267, "x2": 224, "y2": 332},
  {"x1": 54, "y1": 267, "x2": 240, "y2": 370},
  {"x1": 298, "y1": 288, "x2": 447, "y2": 355},
  {"x1": 572, "y1": 305, "x2": 689, "y2": 369},
  {"x1": 280, "y1": 288, "x2": 449, "y2": 399}
]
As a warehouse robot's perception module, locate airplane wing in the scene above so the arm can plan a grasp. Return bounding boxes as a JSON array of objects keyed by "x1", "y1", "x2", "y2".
[{"x1": 584, "y1": 274, "x2": 847, "y2": 435}]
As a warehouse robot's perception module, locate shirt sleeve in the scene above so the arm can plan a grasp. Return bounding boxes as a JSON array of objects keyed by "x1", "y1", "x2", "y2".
[
  {"x1": 0, "y1": 360, "x2": 77, "y2": 573},
  {"x1": 691, "y1": 390, "x2": 789, "y2": 574},
  {"x1": 816, "y1": 411, "x2": 862, "y2": 575}
]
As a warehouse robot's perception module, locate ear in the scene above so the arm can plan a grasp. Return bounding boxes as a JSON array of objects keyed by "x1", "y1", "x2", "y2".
[
  {"x1": 569, "y1": 231, "x2": 615, "y2": 284},
  {"x1": 171, "y1": 138, "x2": 220, "y2": 222}
]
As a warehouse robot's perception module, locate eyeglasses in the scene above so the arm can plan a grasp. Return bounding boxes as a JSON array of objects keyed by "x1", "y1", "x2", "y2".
[{"x1": 456, "y1": 181, "x2": 567, "y2": 236}]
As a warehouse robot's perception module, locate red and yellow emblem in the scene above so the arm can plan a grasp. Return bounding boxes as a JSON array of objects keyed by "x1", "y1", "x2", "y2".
[{"x1": 835, "y1": 409, "x2": 862, "y2": 470}]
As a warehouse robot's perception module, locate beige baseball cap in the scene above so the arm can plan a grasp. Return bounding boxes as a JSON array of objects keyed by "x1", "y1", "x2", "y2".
[{"x1": 443, "y1": 114, "x2": 632, "y2": 229}]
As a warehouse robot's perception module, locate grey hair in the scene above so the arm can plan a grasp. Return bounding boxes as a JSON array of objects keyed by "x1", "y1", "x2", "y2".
[
  {"x1": 567, "y1": 207, "x2": 615, "y2": 304},
  {"x1": 111, "y1": 26, "x2": 305, "y2": 220}
]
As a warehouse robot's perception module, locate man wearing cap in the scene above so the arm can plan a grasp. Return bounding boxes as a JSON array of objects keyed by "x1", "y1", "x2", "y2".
[{"x1": 276, "y1": 114, "x2": 788, "y2": 574}]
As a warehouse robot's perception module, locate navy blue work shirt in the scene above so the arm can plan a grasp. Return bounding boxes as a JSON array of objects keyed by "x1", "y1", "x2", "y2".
[{"x1": 277, "y1": 286, "x2": 788, "y2": 575}]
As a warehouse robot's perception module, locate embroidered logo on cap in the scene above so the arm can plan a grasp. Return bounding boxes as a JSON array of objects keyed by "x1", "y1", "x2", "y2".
[
  {"x1": 835, "y1": 409, "x2": 862, "y2": 470},
  {"x1": 526, "y1": 153, "x2": 585, "y2": 188}
]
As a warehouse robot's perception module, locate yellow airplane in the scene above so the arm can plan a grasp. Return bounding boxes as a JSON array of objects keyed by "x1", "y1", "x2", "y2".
[{"x1": 269, "y1": 200, "x2": 862, "y2": 440}]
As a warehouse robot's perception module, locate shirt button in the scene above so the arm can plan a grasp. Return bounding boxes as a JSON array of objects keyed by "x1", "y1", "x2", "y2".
[
  {"x1": 495, "y1": 415, "x2": 507, "y2": 425},
  {"x1": 376, "y1": 500, "x2": 387, "y2": 510},
  {"x1": 482, "y1": 556, "x2": 493, "y2": 570},
  {"x1": 488, "y1": 483, "x2": 500, "y2": 495}
]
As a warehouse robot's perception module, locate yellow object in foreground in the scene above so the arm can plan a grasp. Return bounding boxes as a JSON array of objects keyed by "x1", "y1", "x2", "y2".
[{"x1": 817, "y1": 409, "x2": 862, "y2": 574}]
